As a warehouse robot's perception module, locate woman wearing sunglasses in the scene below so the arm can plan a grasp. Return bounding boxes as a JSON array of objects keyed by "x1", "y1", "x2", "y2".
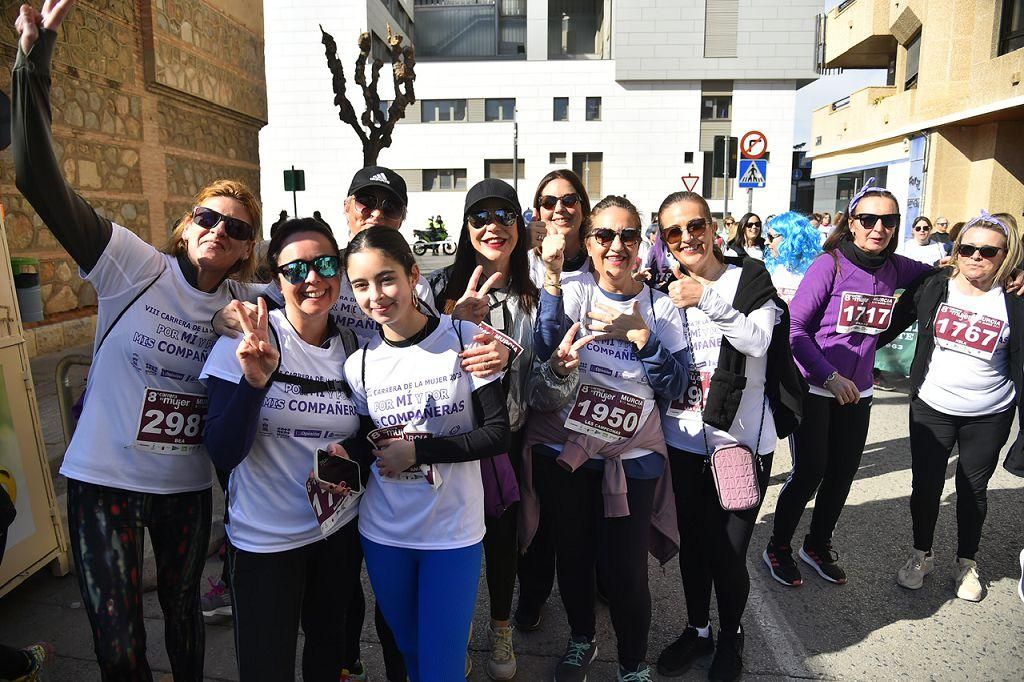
[
  {"x1": 877, "y1": 212, "x2": 1024, "y2": 602},
  {"x1": 897, "y1": 216, "x2": 948, "y2": 266},
  {"x1": 531, "y1": 196, "x2": 688, "y2": 681},
  {"x1": 726, "y1": 213, "x2": 766, "y2": 261},
  {"x1": 429, "y1": 178, "x2": 548, "y2": 680},
  {"x1": 201, "y1": 219, "x2": 368, "y2": 679},
  {"x1": 763, "y1": 212, "x2": 823, "y2": 304},
  {"x1": 13, "y1": 4, "x2": 260, "y2": 677},
  {"x1": 528, "y1": 170, "x2": 592, "y2": 287},
  {"x1": 342, "y1": 228, "x2": 511, "y2": 682},
  {"x1": 764, "y1": 179, "x2": 934, "y2": 588},
  {"x1": 653, "y1": 193, "x2": 802, "y2": 682}
]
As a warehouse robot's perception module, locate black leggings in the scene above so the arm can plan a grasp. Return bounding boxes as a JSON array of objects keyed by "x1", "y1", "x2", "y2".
[
  {"x1": 534, "y1": 451, "x2": 657, "y2": 669},
  {"x1": 771, "y1": 393, "x2": 873, "y2": 547},
  {"x1": 670, "y1": 450, "x2": 773, "y2": 635},
  {"x1": 228, "y1": 521, "x2": 363, "y2": 681},
  {"x1": 484, "y1": 502, "x2": 519, "y2": 621},
  {"x1": 908, "y1": 397, "x2": 1015, "y2": 560},
  {"x1": 67, "y1": 479, "x2": 211, "y2": 681}
]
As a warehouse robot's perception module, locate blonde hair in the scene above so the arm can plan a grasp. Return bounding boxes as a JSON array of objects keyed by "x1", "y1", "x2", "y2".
[
  {"x1": 951, "y1": 218, "x2": 1022, "y2": 288},
  {"x1": 163, "y1": 179, "x2": 261, "y2": 282}
]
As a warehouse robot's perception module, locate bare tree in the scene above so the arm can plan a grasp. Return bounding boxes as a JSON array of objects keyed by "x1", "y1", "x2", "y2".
[{"x1": 320, "y1": 24, "x2": 417, "y2": 166}]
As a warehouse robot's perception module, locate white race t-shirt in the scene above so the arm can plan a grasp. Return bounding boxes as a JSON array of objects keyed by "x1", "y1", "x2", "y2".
[
  {"x1": 771, "y1": 266, "x2": 804, "y2": 304},
  {"x1": 918, "y1": 281, "x2": 1014, "y2": 417},
  {"x1": 898, "y1": 239, "x2": 946, "y2": 266},
  {"x1": 662, "y1": 266, "x2": 781, "y2": 456},
  {"x1": 550, "y1": 273, "x2": 687, "y2": 459},
  {"x1": 744, "y1": 246, "x2": 764, "y2": 261},
  {"x1": 200, "y1": 309, "x2": 361, "y2": 552},
  {"x1": 62, "y1": 225, "x2": 256, "y2": 494},
  {"x1": 345, "y1": 316, "x2": 499, "y2": 550}
]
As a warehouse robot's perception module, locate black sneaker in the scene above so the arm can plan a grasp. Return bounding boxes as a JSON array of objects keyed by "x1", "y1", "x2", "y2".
[
  {"x1": 799, "y1": 540, "x2": 848, "y2": 584},
  {"x1": 763, "y1": 540, "x2": 803, "y2": 587},
  {"x1": 514, "y1": 602, "x2": 542, "y2": 632},
  {"x1": 554, "y1": 635, "x2": 598, "y2": 681},
  {"x1": 656, "y1": 626, "x2": 715, "y2": 677},
  {"x1": 708, "y1": 627, "x2": 744, "y2": 682},
  {"x1": 873, "y1": 369, "x2": 896, "y2": 392}
]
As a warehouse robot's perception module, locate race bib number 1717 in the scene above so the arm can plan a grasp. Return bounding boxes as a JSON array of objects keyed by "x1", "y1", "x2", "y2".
[{"x1": 836, "y1": 292, "x2": 895, "y2": 335}]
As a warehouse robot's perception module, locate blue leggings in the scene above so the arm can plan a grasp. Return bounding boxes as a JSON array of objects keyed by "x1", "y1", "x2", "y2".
[{"x1": 361, "y1": 536, "x2": 482, "y2": 682}]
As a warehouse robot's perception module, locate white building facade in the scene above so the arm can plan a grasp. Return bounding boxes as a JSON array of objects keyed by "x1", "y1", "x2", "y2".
[{"x1": 259, "y1": 0, "x2": 820, "y2": 242}]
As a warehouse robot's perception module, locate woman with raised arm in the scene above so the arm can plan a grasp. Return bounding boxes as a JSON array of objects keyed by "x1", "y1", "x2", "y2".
[
  {"x1": 879, "y1": 212, "x2": 1024, "y2": 602},
  {"x1": 13, "y1": 2, "x2": 259, "y2": 678},
  {"x1": 531, "y1": 195, "x2": 689, "y2": 681},
  {"x1": 527, "y1": 169, "x2": 592, "y2": 287}
]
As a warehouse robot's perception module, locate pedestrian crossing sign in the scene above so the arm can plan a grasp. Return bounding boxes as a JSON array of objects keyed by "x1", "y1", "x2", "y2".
[{"x1": 738, "y1": 159, "x2": 767, "y2": 188}]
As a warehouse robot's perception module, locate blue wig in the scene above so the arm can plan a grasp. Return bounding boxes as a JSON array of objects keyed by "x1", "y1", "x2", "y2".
[{"x1": 763, "y1": 211, "x2": 821, "y2": 275}]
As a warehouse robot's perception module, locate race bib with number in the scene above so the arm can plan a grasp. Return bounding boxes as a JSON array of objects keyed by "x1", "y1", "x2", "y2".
[
  {"x1": 564, "y1": 384, "x2": 645, "y2": 442},
  {"x1": 479, "y1": 322, "x2": 524, "y2": 363},
  {"x1": 666, "y1": 369, "x2": 712, "y2": 419},
  {"x1": 836, "y1": 292, "x2": 896, "y2": 335},
  {"x1": 933, "y1": 303, "x2": 1006, "y2": 361},
  {"x1": 134, "y1": 388, "x2": 207, "y2": 454},
  {"x1": 305, "y1": 477, "x2": 356, "y2": 536},
  {"x1": 366, "y1": 426, "x2": 442, "y2": 488}
]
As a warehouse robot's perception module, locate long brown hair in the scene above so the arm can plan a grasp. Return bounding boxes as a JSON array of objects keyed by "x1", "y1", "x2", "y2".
[{"x1": 163, "y1": 179, "x2": 261, "y2": 282}]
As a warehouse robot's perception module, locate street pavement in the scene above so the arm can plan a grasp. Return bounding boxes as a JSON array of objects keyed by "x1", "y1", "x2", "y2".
[{"x1": 2, "y1": 252, "x2": 1022, "y2": 680}]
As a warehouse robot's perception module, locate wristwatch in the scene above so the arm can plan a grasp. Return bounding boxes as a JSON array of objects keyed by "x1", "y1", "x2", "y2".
[{"x1": 823, "y1": 371, "x2": 838, "y2": 388}]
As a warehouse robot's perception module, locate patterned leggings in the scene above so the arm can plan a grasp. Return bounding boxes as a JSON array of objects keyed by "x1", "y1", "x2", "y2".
[{"x1": 67, "y1": 479, "x2": 211, "y2": 681}]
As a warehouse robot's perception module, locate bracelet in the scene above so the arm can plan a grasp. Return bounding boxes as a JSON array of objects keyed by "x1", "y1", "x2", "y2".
[{"x1": 823, "y1": 371, "x2": 838, "y2": 388}]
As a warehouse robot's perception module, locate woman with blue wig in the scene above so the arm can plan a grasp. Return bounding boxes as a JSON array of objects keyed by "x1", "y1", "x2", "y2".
[{"x1": 763, "y1": 212, "x2": 822, "y2": 303}]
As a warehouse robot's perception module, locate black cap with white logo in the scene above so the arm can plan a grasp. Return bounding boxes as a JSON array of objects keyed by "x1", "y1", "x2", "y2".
[{"x1": 347, "y1": 166, "x2": 408, "y2": 206}]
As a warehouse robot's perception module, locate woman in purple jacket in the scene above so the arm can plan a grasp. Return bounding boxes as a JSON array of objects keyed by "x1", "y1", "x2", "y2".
[{"x1": 763, "y1": 180, "x2": 932, "y2": 587}]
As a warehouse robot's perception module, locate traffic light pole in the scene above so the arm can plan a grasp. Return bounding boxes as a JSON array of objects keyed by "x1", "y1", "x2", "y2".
[
  {"x1": 291, "y1": 165, "x2": 298, "y2": 219},
  {"x1": 723, "y1": 137, "x2": 730, "y2": 220}
]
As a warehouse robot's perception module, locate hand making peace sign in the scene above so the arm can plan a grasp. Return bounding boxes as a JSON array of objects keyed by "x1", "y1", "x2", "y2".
[
  {"x1": 16, "y1": 0, "x2": 77, "y2": 54},
  {"x1": 452, "y1": 265, "x2": 502, "y2": 325},
  {"x1": 550, "y1": 322, "x2": 596, "y2": 377},
  {"x1": 236, "y1": 297, "x2": 280, "y2": 389}
]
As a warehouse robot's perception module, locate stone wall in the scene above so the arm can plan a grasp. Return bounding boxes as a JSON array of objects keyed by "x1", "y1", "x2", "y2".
[{"x1": 0, "y1": 0, "x2": 266, "y2": 353}]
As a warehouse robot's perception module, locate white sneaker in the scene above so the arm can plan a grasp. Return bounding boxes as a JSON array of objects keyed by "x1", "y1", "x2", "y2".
[
  {"x1": 486, "y1": 624, "x2": 517, "y2": 680},
  {"x1": 955, "y1": 557, "x2": 984, "y2": 602},
  {"x1": 897, "y1": 549, "x2": 935, "y2": 590}
]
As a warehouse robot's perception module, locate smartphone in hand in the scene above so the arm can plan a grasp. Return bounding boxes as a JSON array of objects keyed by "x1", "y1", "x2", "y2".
[{"x1": 313, "y1": 449, "x2": 362, "y2": 493}]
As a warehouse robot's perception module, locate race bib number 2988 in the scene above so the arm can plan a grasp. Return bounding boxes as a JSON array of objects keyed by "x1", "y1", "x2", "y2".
[{"x1": 134, "y1": 388, "x2": 207, "y2": 454}]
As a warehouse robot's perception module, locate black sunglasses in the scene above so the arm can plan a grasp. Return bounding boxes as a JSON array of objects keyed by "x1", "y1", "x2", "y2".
[
  {"x1": 746, "y1": 222, "x2": 762, "y2": 229},
  {"x1": 467, "y1": 208, "x2": 518, "y2": 228},
  {"x1": 276, "y1": 255, "x2": 341, "y2": 285},
  {"x1": 913, "y1": 224, "x2": 931, "y2": 232},
  {"x1": 957, "y1": 244, "x2": 1004, "y2": 259},
  {"x1": 590, "y1": 227, "x2": 642, "y2": 246},
  {"x1": 661, "y1": 218, "x2": 707, "y2": 245},
  {"x1": 767, "y1": 231, "x2": 781, "y2": 241},
  {"x1": 539, "y1": 193, "x2": 581, "y2": 210},
  {"x1": 192, "y1": 206, "x2": 254, "y2": 241},
  {"x1": 853, "y1": 213, "x2": 900, "y2": 229},
  {"x1": 354, "y1": 193, "x2": 405, "y2": 219}
]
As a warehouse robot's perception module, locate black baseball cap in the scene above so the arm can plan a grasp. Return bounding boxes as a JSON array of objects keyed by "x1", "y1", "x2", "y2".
[
  {"x1": 347, "y1": 166, "x2": 408, "y2": 205},
  {"x1": 464, "y1": 178, "x2": 519, "y2": 213}
]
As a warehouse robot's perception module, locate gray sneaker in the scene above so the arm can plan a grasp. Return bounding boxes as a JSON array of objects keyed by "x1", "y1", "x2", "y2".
[
  {"x1": 896, "y1": 549, "x2": 935, "y2": 589},
  {"x1": 554, "y1": 636, "x2": 597, "y2": 681},
  {"x1": 200, "y1": 578, "x2": 232, "y2": 621},
  {"x1": 486, "y1": 624, "x2": 517, "y2": 680},
  {"x1": 955, "y1": 558, "x2": 984, "y2": 602}
]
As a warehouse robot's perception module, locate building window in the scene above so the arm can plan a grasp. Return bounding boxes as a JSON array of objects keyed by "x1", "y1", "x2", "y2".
[
  {"x1": 485, "y1": 98, "x2": 516, "y2": 121},
  {"x1": 701, "y1": 96, "x2": 731, "y2": 120},
  {"x1": 549, "y1": 0, "x2": 606, "y2": 58},
  {"x1": 1000, "y1": 0, "x2": 1024, "y2": 55},
  {"x1": 572, "y1": 152, "x2": 602, "y2": 198},
  {"x1": 423, "y1": 169, "x2": 467, "y2": 191},
  {"x1": 704, "y1": 0, "x2": 739, "y2": 58},
  {"x1": 414, "y1": 0, "x2": 526, "y2": 59},
  {"x1": 550, "y1": 152, "x2": 567, "y2": 164},
  {"x1": 484, "y1": 159, "x2": 526, "y2": 181},
  {"x1": 371, "y1": 32, "x2": 390, "y2": 63},
  {"x1": 904, "y1": 31, "x2": 921, "y2": 90},
  {"x1": 422, "y1": 99, "x2": 467, "y2": 123},
  {"x1": 553, "y1": 97, "x2": 569, "y2": 121},
  {"x1": 684, "y1": 152, "x2": 694, "y2": 163},
  {"x1": 585, "y1": 97, "x2": 601, "y2": 121}
]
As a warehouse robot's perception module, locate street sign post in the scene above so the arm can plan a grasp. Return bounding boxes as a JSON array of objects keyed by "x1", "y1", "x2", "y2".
[
  {"x1": 284, "y1": 166, "x2": 305, "y2": 218},
  {"x1": 713, "y1": 135, "x2": 738, "y2": 218},
  {"x1": 738, "y1": 159, "x2": 767, "y2": 188}
]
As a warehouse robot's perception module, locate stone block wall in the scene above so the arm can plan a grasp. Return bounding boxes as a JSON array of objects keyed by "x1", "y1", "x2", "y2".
[{"x1": 0, "y1": 0, "x2": 266, "y2": 354}]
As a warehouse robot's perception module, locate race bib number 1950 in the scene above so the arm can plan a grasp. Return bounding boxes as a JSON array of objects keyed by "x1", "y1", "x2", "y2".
[
  {"x1": 836, "y1": 292, "x2": 895, "y2": 335},
  {"x1": 564, "y1": 384, "x2": 644, "y2": 442},
  {"x1": 933, "y1": 303, "x2": 1006, "y2": 361},
  {"x1": 135, "y1": 389, "x2": 207, "y2": 454}
]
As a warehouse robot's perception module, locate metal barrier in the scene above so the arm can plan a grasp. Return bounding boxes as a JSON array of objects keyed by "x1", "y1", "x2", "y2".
[{"x1": 54, "y1": 354, "x2": 91, "y2": 452}]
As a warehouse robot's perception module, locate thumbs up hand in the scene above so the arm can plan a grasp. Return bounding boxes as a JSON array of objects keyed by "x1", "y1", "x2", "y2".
[
  {"x1": 541, "y1": 222, "x2": 565, "y2": 275},
  {"x1": 667, "y1": 263, "x2": 705, "y2": 309}
]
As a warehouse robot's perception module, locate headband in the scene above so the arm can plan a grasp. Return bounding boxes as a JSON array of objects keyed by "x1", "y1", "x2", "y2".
[
  {"x1": 847, "y1": 177, "x2": 895, "y2": 215},
  {"x1": 961, "y1": 209, "x2": 1009, "y2": 236}
]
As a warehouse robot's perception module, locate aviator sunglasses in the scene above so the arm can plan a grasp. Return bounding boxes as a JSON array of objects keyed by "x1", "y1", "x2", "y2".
[
  {"x1": 539, "y1": 193, "x2": 581, "y2": 210},
  {"x1": 590, "y1": 227, "x2": 642, "y2": 246},
  {"x1": 354, "y1": 193, "x2": 405, "y2": 220},
  {"x1": 957, "y1": 244, "x2": 1004, "y2": 259},
  {"x1": 192, "y1": 206, "x2": 254, "y2": 241},
  {"x1": 661, "y1": 218, "x2": 708, "y2": 245},
  {"x1": 277, "y1": 255, "x2": 341, "y2": 284},
  {"x1": 467, "y1": 208, "x2": 518, "y2": 228},
  {"x1": 853, "y1": 213, "x2": 901, "y2": 230}
]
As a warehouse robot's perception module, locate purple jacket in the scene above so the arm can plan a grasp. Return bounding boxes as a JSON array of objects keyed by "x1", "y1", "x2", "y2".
[{"x1": 789, "y1": 251, "x2": 932, "y2": 391}]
